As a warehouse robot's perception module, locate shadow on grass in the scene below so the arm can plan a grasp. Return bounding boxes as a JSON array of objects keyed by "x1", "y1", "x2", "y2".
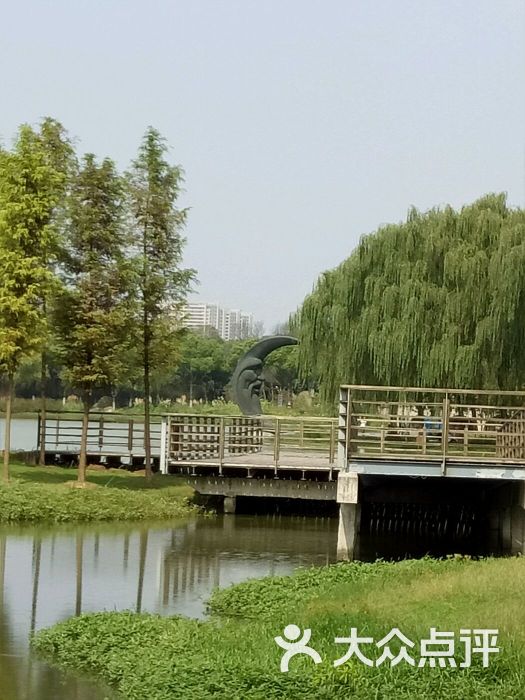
[{"x1": 9, "y1": 462, "x2": 191, "y2": 494}]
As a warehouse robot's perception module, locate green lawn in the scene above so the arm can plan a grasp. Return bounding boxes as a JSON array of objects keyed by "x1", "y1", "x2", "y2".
[
  {"x1": 32, "y1": 556, "x2": 525, "y2": 699},
  {"x1": 0, "y1": 461, "x2": 196, "y2": 523}
]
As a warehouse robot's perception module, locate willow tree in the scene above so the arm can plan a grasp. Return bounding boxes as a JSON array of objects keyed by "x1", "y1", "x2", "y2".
[
  {"x1": 294, "y1": 194, "x2": 525, "y2": 405},
  {"x1": 0, "y1": 124, "x2": 66, "y2": 480}
]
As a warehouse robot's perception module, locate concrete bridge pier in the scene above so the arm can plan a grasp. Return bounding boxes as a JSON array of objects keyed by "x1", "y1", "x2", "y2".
[
  {"x1": 223, "y1": 496, "x2": 237, "y2": 514},
  {"x1": 493, "y1": 482, "x2": 525, "y2": 555},
  {"x1": 336, "y1": 472, "x2": 360, "y2": 561}
]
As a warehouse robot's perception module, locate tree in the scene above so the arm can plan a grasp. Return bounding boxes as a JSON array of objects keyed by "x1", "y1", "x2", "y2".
[
  {"x1": 294, "y1": 194, "x2": 525, "y2": 405},
  {"x1": 0, "y1": 124, "x2": 65, "y2": 481},
  {"x1": 55, "y1": 154, "x2": 131, "y2": 485},
  {"x1": 174, "y1": 332, "x2": 227, "y2": 402},
  {"x1": 264, "y1": 345, "x2": 300, "y2": 399},
  {"x1": 128, "y1": 128, "x2": 195, "y2": 478},
  {"x1": 35, "y1": 118, "x2": 76, "y2": 466}
]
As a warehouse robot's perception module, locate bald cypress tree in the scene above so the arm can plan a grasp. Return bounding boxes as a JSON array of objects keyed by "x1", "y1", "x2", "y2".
[
  {"x1": 128, "y1": 128, "x2": 195, "y2": 479},
  {"x1": 55, "y1": 154, "x2": 130, "y2": 485},
  {"x1": 294, "y1": 194, "x2": 525, "y2": 405},
  {"x1": 36, "y1": 118, "x2": 76, "y2": 465}
]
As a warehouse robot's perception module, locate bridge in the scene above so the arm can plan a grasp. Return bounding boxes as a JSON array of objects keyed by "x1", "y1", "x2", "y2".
[{"x1": 37, "y1": 384, "x2": 525, "y2": 560}]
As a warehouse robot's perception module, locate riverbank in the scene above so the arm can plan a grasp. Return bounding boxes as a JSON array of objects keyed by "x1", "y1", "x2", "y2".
[
  {"x1": 32, "y1": 556, "x2": 525, "y2": 699},
  {"x1": 0, "y1": 397, "x2": 328, "y2": 418},
  {"x1": 0, "y1": 462, "x2": 197, "y2": 523}
]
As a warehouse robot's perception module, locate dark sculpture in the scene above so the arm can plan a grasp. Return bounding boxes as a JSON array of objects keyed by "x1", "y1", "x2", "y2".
[{"x1": 231, "y1": 335, "x2": 298, "y2": 415}]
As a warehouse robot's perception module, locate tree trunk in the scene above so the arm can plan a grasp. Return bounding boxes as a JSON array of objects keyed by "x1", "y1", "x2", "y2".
[
  {"x1": 75, "y1": 533, "x2": 83, "y2": 616},
  {"x1": 0, "y1": 536, "x2": 5, "y2": 609},
  {"x1": 143, "y1": 315, "x2": 153, "y2": 481},
  {"x1": 39, "y1": 352, "x2": 47, "y2": 466},
  {"x1": 30, "y1": 538, "x2": 41, "y2": 634},
  {"x1": 135, "y1": 530, "x2": 148, "y2": 613},
  {"x1": 77, "y1": 396, "x2": 90, "y2": 484},
  {"x1": 2, "y1": 375, "x2": 14, "y2": 483}
]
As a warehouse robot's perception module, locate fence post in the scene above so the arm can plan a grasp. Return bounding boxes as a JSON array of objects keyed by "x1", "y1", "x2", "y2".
[
  {"x1": 159, "y1": 416, "x2": 168, "y2": 475},
  {"x1": 328, "y1": 421, "x2": 335, "y2": 464},
  {"x1": 36, "y1": 411, "x2": 42, "y2": 455},
  {"x1": 219, "y1": 417, "x2": 225, "y2": 476},
  {"x1": 98, "y1": 415, "x2": 104, "y2": 450},
  {"x1": 442, "y1": 394, "x2": 450, "y2": 475},
  {"x1": 346, "y1": 390, "x2": 353, "y2": 460},
  {"x1": 127, "y1": 419, "x2": 134, "y2": 452},
  {"x1": 274, "y1": 418, "x2": 281, "y2": 472}
]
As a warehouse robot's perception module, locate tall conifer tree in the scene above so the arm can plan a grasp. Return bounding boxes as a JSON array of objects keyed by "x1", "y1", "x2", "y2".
[
  {"x1": 55, "y1": 154, "x2": 130, "y2": 484},
  {"x1": 128, "y1": 128, "x2": 194, "y2": 478},
  {"x1": 36, "y1": 118, "x2": 76, "y2": 466}
]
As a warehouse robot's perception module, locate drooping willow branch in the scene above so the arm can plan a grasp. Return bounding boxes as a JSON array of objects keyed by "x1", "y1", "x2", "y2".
[{"x1": 292, "y1": 194, "x2": 525, "y2": 405}]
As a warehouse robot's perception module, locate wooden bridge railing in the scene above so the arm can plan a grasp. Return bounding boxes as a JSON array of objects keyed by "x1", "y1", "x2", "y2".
[
  {"x1": 41, "y1": 412, "x2": 162, "y2": 458},
  {"x1": 39, "y1": 412, "x2": 338, "y2": 472},
  {"x1": 338, "y1": 385, "x2": 525, "y2": 466},
  {"x1": 160, "y1": 414, "x2": 338, "y2": 473}
]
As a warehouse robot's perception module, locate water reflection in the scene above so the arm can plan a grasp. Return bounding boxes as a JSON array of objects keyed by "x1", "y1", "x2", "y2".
[{"x1": 0, "y1": 515, "x2": 337, "y2": 699}]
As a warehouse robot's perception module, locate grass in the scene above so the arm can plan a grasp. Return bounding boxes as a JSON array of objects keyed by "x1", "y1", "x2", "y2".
[
  {"x1": 0, "y1": 397, "x2": 329, "y2": 418},
  {"x1": 0, "y1": 461, "x2": 197, "y2": 523},
  {"x1": 32, "y1": 556, "x2": 525, "y2": 699}
]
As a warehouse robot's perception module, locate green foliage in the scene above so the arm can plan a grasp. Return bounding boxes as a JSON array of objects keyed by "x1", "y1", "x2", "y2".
[
  {"x1": 207, "y1": 557, "x2": 465, "y2": 619},
  {"x1": 0, "y1": 463, "x2": 196, "y2": 523},
  {"x1": 0, "y1": 123, "x2": 65, "y2": 375},
  {"x1": 54, "y1": 154, "x2": 132, "y2": 398},
  {"x1": 32, "y1": 556, "x2": 525, "y2": 699},
  {"x1": 127, "y1": 127, "x2": 196, "y2": 472},
  {"x1": 127, "y1": 128, "x2": 195, "y2": 387},
  {"x1": 294, "y1": 194, "x2": 525, "y2": 403},
  {"x1": 128, "y1": 127, "x2": 195, "y2": 326}
]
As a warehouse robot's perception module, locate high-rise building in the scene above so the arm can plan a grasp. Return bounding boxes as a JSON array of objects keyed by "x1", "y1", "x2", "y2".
[{"x1": 182, "y1": 302, "x2": 257, "y2": 340}]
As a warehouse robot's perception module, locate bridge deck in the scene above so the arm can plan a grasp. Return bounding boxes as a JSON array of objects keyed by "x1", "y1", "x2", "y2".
[{"x1": 170, "y1": 449, "x2": 335, "y2": 472}]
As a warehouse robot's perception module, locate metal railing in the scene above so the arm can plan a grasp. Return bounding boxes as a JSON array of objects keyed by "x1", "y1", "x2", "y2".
[{"x1": 338, "y1": 385, "x2": 525, "y2": 467}]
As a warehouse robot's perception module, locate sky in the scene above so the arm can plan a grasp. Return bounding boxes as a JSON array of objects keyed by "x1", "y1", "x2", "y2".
[{"x1": 1, "y1": 1, "x2": 524, "y2": 331}]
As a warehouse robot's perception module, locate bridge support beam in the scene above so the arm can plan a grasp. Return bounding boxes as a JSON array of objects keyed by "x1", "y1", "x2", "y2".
[
  {"x1": 508, "y1": 483, "x2": 525, "y2": 555},
  {"x1": 223, "y1": 496, "x2": 237, "y2": 514},
  {"x1": 336, "y1": 472, "x2": 360, "y2": 561},
  {"x1": 487, "y1": 481, "x2": 525, "y2": 555}
]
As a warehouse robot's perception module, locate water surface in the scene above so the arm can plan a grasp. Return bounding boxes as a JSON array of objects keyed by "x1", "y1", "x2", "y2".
[{"x1": 0, "y1": 515, "x2": 337, "y2": 699}]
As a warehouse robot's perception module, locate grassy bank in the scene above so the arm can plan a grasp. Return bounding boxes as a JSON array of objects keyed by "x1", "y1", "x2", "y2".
[
  {"x1": 32, "y1": 556, "x2": 525, "y2": 699},
  {"x1": 0, "y1": 397, "x2": 329, "y2": 418},
  {"x1": 0, "y1": 462, "x2": 196, "y2": 523}
]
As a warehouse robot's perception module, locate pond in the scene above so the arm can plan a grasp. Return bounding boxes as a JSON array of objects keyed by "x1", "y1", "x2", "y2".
[
  {"x1": 0, "y1": 418, "x2": 39, "y2": 452},
  {"x1": 0, "y1": 514, "x2": 337, "y2": 699}
]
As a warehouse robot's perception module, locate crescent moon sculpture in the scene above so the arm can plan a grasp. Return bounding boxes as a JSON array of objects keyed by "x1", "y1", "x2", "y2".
[{"x1": 231, "y1": 335, "x2": 299, "y2": 415}]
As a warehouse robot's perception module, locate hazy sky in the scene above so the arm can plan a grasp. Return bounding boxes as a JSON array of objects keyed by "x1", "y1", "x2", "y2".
[{"x1": 1, "y1": 1, "x2": 524, "y2": 330}]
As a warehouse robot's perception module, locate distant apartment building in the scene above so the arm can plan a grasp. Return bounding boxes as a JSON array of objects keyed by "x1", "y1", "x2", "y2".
[{"x1": 183, "y1": 302, "x2": 256, "y2": 340}]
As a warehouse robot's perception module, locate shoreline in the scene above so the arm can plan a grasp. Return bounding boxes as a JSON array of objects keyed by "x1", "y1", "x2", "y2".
[
  {"x1": 32, "y1": 556, "x2": 525, "y2": 699},
  {"x1": 0, "y1": 462, "x2": 198, "y2": 524}
]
